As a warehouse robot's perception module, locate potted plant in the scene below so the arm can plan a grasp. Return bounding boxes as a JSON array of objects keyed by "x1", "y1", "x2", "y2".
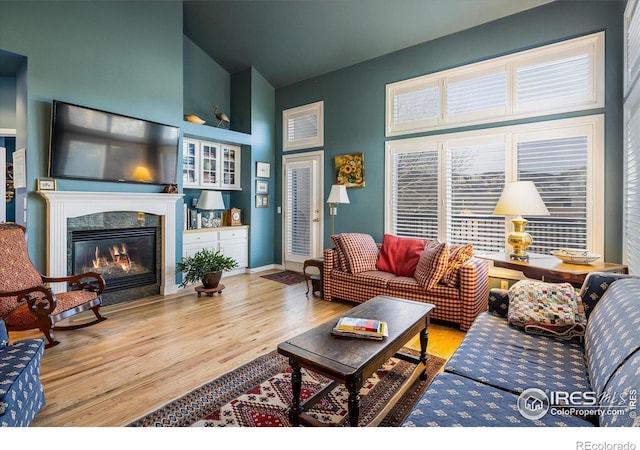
[{"x1": 176, "y1": 248, "x2": 238, "y2": 289}]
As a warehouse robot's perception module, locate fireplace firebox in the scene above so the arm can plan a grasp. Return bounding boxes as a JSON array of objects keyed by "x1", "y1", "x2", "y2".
[{"x1": 71, "y1": 227, "x2": 157, "y2": 293}]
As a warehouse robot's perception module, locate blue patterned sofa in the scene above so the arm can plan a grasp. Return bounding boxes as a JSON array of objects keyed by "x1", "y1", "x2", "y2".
[
  {"x1": 402, "y1": 272, "x2": 640, "y2": 427},
  {"x1": 0, "y1": 319, "x2": 45, "y2": 427}
]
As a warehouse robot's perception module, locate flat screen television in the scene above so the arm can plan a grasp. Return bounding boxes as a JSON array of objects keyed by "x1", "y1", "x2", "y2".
[{"x1": 49, "y1": 100, "x2": 180, "y2": 185}]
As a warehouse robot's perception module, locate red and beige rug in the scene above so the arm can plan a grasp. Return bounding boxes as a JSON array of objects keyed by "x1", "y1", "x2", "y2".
[
  {"x1": 260, "y1": 270, "x2": 307, "y2": 285},
  {"x1": 129, "y1": 348, "x2": 445, "y2": 427}
]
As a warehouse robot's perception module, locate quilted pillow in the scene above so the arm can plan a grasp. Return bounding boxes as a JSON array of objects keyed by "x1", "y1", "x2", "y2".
[
  {"x1": 508, "y1": 279, "x2": 586, "y2": 340},
  {"x1": 375, "y1": 234, "x2": 428, "y2": 277},
  {"x1": 414, "y1": 241, "x2": 449, "y2": 290},
  {"x1": 333, "y1": 233, "x2": 379, "y2": 274},
  {"x1": 441, "y1": 243, "x2": 473, "y2": 287}
]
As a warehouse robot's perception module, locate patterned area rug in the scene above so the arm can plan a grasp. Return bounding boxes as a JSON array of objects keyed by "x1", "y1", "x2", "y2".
[
  {"x1": 260, "y1": 270, "x2": 306, "y2": 285},
  {"x1": 129, "y1": 348, "x2": 445, "y2": 427}
]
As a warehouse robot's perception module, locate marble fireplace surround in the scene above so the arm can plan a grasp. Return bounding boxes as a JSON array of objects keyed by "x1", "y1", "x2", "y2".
[{"x1": 38, "y1": 191, "x2": 183, "y2": 295}]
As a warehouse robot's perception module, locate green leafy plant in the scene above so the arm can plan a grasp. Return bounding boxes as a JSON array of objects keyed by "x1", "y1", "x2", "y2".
[{"x1": 176, "y1": 248, "x2": 238, "y2": 288}]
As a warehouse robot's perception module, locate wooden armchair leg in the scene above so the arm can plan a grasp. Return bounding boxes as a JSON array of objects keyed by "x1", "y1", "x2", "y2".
[{"x1": 41, "y1": 326, "x2": 60, "y2": 348}]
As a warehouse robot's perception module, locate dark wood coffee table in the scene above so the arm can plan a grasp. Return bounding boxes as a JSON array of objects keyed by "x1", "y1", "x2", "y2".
[{"x1": 277, "y1": 295, "x2": 435, "y2": 427}]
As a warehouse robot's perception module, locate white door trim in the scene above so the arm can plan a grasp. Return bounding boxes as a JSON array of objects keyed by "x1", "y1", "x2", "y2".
[{"x1": 282, "y1": 150, "x2": 324, "y2": 272}]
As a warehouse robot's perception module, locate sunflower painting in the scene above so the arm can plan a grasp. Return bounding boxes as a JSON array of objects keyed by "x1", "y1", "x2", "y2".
[{"x1": 335, "y1": 153, "x2": 365, "y2": 188}]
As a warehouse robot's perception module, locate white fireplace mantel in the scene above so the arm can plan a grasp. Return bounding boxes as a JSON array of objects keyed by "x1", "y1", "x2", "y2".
[{"x1": 39, "y1": 191, "x2": 183, "y2": 295}]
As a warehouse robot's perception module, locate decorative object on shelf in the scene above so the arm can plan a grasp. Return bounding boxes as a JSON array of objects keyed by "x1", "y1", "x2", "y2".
[
  {"x1": 161, "y1": 183, "x2": 178, "y2": 193},
  {"x1": 176, "y1": 248, "x2": 238, "y2": 289},
  {"x1": 552, "y1": 249, "x2": 601, "y2": 265},
  {"x1": 184, "y1": 114, "x2": 205, "y2": 125},
  {"x1": 326, "y1": 184, "x2": 350, "y2": 235},
  {"x1": 213, "y1": 105, "x2": 230, "y2": 129},
  {"x1": 335, "y1": 153, "x2": 364, "y2": 188},
  {"x1": 256, "y1": 179, "x2": 269, "y2": 194},
  {"x1": 36, "y1": 178, "x2": 56, "y2": 191},
  {"x1": 197, "y1": 190, "x2": 225, "y2": 228},
  {"x1": 493, "y1": 181, "x2": 549, "y2": 261},
  {"x1": 256, "y1": 161, "x2": 271, "y2": 178},
  {"x1": 225, "y1": 207, "x2": 242, "y2": 226},
  {"x1": 5, "y1": 162, "x2": 14, "y2": 202},
  {"x1": 255, "y1": 194, "x2": 269, "y2": 208}
]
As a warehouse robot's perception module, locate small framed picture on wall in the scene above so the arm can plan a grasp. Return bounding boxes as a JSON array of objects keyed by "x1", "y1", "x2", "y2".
[
  {"x1": 256, "y1": 179, "x2": 269, "y2": 194},
  {"x1": 36, "y1": 178, "x2": 57, "y2": 191},
  {"x1": 255, "y1": 194, "x2": 269, "y2": 208},
  {"x1": 256, "y1": 161, "x2": 271, "y2": 178}
]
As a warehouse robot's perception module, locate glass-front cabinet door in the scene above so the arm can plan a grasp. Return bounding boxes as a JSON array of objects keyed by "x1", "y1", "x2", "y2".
[
  {"x1": 221, "y1": 144, "x2": 240, "y2": 189},
  {"x1": 182, "y1": 138, "x2": 199, "y2": 187},
  {"x1": 200, "y1": 141, "x2": 219, "y2": 188}
]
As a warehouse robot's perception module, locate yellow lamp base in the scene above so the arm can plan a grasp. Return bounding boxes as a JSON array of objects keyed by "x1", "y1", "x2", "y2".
[{"x1": 507, "y1": 216, "x2": 533, "y2": 261}]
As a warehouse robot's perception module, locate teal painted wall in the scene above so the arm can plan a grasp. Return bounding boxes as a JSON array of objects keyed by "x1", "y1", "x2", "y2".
[
  {"x1": 0, "y1": 0, "x2": 184, "y2": 272},
  {"x1": 0, "y1": 77, "x2": 17, "y2": 128},
  {"x1": 183, "y1": 36, "x2": 230, "y2": 128},
  {"x1": 274, "y1": 1, "x2": 625, "y2": 263},
  {"x1": 231, "y1": 67, "x2": 276, "y2": 268}
]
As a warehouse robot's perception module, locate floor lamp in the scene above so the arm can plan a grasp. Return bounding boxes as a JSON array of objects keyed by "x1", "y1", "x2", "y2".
[{"x1": 326, "y1": 185, "x2": 350, "y2": 235}]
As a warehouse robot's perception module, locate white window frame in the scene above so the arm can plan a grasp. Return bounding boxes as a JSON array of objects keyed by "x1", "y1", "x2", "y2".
[
  {"x1": 385, "y1": 115, "x2": 605, "y2": 255},
  {"x1": 386, "y1": 32, "x2": 604, "y2": 137},
  {"x1": 282, "y1": 101, "x2": 324, "y2": 151}
]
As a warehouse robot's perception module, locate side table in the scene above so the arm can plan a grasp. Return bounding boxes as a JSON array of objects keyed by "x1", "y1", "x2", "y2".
[
  {"x1": 303, "y1": 258, "x2": 323, "y2": 297},
  {"x1": 476, "y1": 252, "x2": 628, "y2": 288}
]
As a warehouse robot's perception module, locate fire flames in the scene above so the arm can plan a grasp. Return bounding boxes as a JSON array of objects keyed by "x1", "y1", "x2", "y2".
[{"x1": 92, "y1": 243, "x2": 132, "y2": 272}]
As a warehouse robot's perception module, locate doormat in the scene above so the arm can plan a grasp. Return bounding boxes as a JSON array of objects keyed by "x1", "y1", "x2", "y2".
[
  {"x1": 128, "y1": 348, "x2": 445, "y2": 427},
  {"x1": 260, "y1": 270, "x2": 306, "y2": 285}
]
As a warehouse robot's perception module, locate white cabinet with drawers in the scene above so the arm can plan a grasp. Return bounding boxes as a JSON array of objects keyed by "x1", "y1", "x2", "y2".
[{"x1": 182, "y1": 226, "x2": 248, "y2": 275}]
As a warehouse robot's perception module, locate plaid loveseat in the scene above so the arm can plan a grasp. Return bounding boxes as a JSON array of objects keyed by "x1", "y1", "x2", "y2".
[
  {"x1": 0, "y1": 319, "x2": 45, "y2": 427},
  {"x1": 402, "y1": 272, "x2": 640, "y2": 427},
  {"x1": 323, "y1": 233, "x2": 490, "y2": 331}
]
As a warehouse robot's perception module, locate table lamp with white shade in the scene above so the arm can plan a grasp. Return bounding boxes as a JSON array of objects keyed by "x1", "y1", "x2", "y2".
[
  {"x1": 493, "y1": 180, "x2": 549, "y2": 261},
  {"x1": 326, "y1": 184, "x2": 350, "y2": 235},
  {"x1": 197, "y1": 190, "x2": 225, "y2": 228}
]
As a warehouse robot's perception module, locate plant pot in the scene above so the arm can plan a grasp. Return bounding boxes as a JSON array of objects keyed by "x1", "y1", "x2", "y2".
[{"x1": 202, "y1": 271, "x2": 223, "y2": 289}]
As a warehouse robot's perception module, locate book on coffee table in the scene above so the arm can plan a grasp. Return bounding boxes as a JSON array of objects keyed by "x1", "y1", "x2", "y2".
[{"x1": 331, "y1": 317, "x2": 389, "y2": 340}]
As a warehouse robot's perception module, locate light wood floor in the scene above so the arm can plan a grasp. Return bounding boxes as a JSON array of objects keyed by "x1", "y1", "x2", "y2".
[{"x1": 9, "y1": 270, "x2": 466, "y2": 427}]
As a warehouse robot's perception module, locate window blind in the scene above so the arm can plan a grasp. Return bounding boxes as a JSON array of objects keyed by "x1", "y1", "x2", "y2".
[
  {"x1": 287, "y1": 114, "x2": 318, "y2": 142},
  {"x1": 386, "y1": 32, "x2": 603, "y2": 137},
  {"x1": 516, "y1": 54, "x2": 590, "y2": 104},
  {"x1": 393, "y1": 86, "x2": 440, "y2": 124},
  {"x1": 286, "y1": 165, "x2": 311, "y2": 256},
  {"x1": 392, "y1": 150, "x2": 439, "y2": 239},
  {"x1": 283, "y1": 101, "x2": 324, "y2": 151},
  {"x1": 517, "y1": 136, "x2": 589, "y2": 254},
  {"x1": 627, "y1": 0, "x2": 640, "y2": 94},
  {"x1": 445, "y1": 142, "x2": 506, "y2": 252},
  {"x1": 447, "y1": 72, "x2": 506, "y2": 116},
  {"x1": 624, "y1": 96, "x2": 640, "y2": 274}
]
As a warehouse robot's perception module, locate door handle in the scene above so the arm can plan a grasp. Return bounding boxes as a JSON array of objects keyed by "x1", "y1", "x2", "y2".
[{"x1": 312, "y1": 209, "x2": 320, "y2": 222}]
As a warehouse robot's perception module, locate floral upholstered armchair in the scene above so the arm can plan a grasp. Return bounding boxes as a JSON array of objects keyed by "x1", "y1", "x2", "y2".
[{"x1": 0, "y1": 223, "x2": 106, "y2": 348}]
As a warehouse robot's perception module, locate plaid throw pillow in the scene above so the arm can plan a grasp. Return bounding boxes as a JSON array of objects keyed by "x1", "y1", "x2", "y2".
[
  {"x1": 331, "y1": 234, "x2": 349, "y2": 271},
  {"x1": 333, "y1": 233, "x2": 379, "y2": 274},
  {"x1": 414, "y1": 241, "x2": 449, "y2": 290},
  {"x1": 441, "y1": 243, "x2": 473, "y2": 287}
]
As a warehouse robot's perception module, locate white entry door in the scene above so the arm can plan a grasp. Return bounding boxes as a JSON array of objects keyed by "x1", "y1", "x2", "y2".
[{"x1": 282, "y1": 151, "x2": 323, "y2": 272}]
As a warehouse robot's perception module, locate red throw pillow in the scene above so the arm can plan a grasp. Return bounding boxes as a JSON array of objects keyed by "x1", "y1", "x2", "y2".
[{"x1": 376, "y1": 234, "x2": 428, "y2": 277}]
